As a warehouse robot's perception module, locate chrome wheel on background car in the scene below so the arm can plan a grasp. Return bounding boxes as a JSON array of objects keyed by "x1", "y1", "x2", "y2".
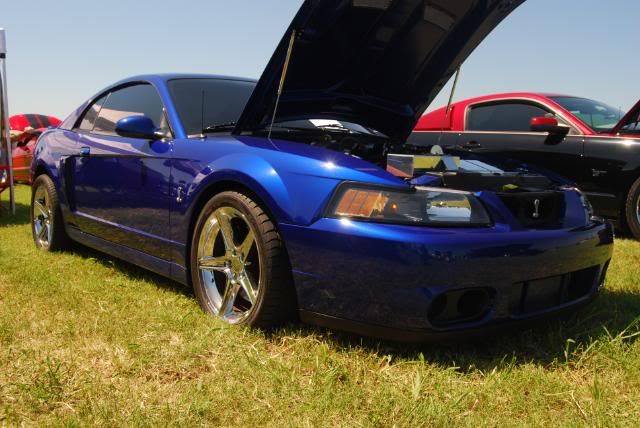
[
  {"x1": 196, "y1": 206, "x2": 261, "y2": 324},
  {"x1": 31, "y1": 175, "x2": 70, "y2": 252},
  {"x1": 190, "y1": 191, "x2": 297, "y2": 328}
]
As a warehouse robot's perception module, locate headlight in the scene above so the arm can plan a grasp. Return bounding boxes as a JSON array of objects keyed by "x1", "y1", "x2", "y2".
[{"x1": 327, "y1": 184, "x2": 492, "y2": 226}]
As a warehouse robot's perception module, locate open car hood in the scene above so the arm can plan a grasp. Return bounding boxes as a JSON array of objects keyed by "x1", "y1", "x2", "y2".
[
  {"x1": 611, "y1": 99, "x2": 640, "y2": 135},
  {"x1": 234, "y1": 0, "x2": 525, "y2": 142}
]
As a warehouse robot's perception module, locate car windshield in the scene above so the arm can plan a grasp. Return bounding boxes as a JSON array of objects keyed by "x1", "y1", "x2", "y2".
[
  {"x1": 549, "y1": 96, "x2": 624, "y2": 133},
  {"x1": 168, "y1": 78, "x2": 256, "y2": 136}
]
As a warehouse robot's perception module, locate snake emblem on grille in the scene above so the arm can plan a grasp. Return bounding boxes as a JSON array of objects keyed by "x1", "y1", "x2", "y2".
[{"x1": 532, "y1": 199, "x2": 541, "y2": 219}]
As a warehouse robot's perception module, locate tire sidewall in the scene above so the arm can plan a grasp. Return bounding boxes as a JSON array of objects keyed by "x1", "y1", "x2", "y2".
[
  {"x1": 31, "y1": 175, "x2": 55, "y2": 251},
  {"x1": 626, "y1": 181, "x2": 640, "y2": 239},
  {"x1": 190, "y1": 192, "x2": 270, "y2": 326}
]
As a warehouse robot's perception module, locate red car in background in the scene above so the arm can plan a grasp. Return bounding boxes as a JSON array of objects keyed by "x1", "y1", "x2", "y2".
[
  {"x1": 410, "y1": 93, "x2": 640, "y2": 238},
  {"x1": 1, "y1": 114, "x2": 61, "y2": 188}
]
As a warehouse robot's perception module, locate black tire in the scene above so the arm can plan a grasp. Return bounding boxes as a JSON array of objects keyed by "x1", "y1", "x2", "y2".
[
  {"x1": 190, "y1": 191, "x2": 297, "y2": 328},
  {"x1": 31, "y1": 174, "x2": 70, "y2": 251},
  {"x1": 625, "y1": 177, "x2": 640, "y2": 239}
]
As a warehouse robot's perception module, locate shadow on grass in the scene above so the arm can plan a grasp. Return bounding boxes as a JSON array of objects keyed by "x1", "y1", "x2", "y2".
[
  {"x1": 66, "y1": 243, "x2": 194, "y2": 299},
  {"x1": 615, "y1": 229, "x2": 638, "y2": 241},
  {"x1": 277, "y1": 290, "x2": 640, "y2": 370},
  {"x1": 0, "y1": 200, "x2": 31, "y2": 226},
  {"x1": 33, "y1": 226, "x2": 639, "y2": 370}
]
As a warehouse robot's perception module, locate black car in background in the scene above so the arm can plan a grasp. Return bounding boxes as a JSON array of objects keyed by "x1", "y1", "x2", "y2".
[{"x1": 412, "y1": 93, "x2": 640, "y2": 238}]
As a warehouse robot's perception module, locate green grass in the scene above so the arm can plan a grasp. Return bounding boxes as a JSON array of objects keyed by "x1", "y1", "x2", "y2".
[{"x1": 1, "y1": 185, "x2": 639, "y2": 426}]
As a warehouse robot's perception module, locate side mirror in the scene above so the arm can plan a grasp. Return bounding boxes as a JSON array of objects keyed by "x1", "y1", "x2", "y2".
[
  {"x1": 530, "y1": 117, "x2": 569, "y2": 135},
  {"x1": 115, "y1": 115, "x2": 162, "y2": 140}
]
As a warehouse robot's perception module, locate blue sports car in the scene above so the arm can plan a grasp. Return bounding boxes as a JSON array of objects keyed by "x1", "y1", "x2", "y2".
[{"x1": 30, "y1": 0, "x2": 613, "y2": 341}]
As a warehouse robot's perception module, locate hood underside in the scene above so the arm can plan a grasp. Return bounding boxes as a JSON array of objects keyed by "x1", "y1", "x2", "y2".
[
  {"x1": 611, "y1": 99, "x2": 640, "y2": 135},
  {"x1": 234, "y1": 0, "x2": 525, "y2": 142}
]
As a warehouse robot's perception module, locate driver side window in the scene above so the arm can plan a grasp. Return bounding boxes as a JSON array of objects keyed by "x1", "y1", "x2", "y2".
[
  {"x1": 78, "y1": 84, "x2": 171, "y2": 137},
  {"x1": 466, "y1": 102, "x2": 566, "y2": 133}
]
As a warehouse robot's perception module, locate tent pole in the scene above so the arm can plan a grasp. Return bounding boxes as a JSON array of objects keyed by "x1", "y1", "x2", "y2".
[{"x1": 0, "y1": 29, "x2": 14, "y2": 215}]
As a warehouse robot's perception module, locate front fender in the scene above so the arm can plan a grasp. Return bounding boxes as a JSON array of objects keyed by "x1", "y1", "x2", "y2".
[
  {"x1": 31, "y1": 131, "x2": 61, "y2": 183},
  {"x1": 187, "y1": 153, "x2": 297, "y2": 223},
  {"x1": 171, "y1": 152, "x2": 344, "y2": 266},
  {"x1": 169, "y1": 135, "x2": 409, "y2": 268}
]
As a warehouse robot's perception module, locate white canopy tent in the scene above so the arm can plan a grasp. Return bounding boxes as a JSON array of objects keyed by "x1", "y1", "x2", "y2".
[{"x1": 0, "y1": 28, "x2": 15, "y2": 215}]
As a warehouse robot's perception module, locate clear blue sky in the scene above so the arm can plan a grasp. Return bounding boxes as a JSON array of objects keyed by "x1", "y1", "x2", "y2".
[{"x1": 2, "y1": 0, "x2": 638, "y2": 119}]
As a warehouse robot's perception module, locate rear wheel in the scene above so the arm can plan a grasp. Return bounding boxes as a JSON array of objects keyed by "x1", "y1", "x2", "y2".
[
  {"x1": 190, "y1": 191, "x2": 297, "y2": 328},
  {"x1": 625, "y1": 177, "x2": 640, "y2": 240},
  {"x1": 31, "y1": 174, "x2": 70, "y2": 251}
]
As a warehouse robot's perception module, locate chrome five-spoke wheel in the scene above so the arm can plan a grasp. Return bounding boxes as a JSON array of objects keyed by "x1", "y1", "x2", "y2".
[
  {"x1": 190, "y1": 191, "x2": 297, "y2": 328},
  {"x1": 197, "y1": 206, "x2": 261, "y2": 324}
]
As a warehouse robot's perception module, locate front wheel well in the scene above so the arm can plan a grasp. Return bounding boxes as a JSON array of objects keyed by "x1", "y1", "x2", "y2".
[
  {"x1": 34, "y1": 165, "x2": 49, "y2": 180},
  {"x1": 186, "y1": 181, "x2": 283, "y2": 282}
]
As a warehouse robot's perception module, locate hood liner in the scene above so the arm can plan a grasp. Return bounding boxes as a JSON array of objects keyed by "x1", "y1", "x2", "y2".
[
  {"x1": 234, "y1": 0, "x2": 525, "y2": 142},
  {"x1": 611, "y1": 99, "x2": 640, "y2": 135}
]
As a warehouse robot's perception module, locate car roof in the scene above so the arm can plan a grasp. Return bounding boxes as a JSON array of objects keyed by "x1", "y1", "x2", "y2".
[
  {"x1": 59, "y1": 73, "x2": 259, "y2": 133},
  {"x1": 452, "y1": 92, "x2": 576, "y2": 105},
  {"x1": 112, "y1": 73, "x2": 258, "y2": 86},
  {"x1": 416, "y1": 92, "x2": 596, "y2": 134}
]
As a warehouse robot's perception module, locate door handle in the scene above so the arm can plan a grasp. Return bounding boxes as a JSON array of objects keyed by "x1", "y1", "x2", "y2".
[{"x1": 80, "y1": 146, "x2": 90, "y2": 156}]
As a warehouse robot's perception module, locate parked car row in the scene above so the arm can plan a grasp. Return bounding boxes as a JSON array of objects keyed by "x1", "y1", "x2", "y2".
[{"x1": 28, "y1": 0, "x2": 616, "y2": 342}]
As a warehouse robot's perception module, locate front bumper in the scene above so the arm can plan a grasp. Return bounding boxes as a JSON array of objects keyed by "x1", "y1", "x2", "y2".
[{"x1": 280, "y1": 219, "x2": 614, "y2": 341}]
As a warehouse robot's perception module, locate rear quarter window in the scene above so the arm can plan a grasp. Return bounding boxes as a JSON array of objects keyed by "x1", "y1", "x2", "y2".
[{"x1": 78, "y1": 94, "x2": 108, "y2": 131}]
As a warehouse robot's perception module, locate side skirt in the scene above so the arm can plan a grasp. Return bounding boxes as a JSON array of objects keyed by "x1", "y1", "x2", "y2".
[{"x1": 66, "y1": 226, "x2": 190, "y2": 286}]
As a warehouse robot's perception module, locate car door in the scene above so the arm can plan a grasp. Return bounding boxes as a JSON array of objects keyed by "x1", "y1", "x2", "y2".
[
  {"x1": 447, "y1": 100, "x2": 585, "y2": 183},
  {"x1": 580, "y1": 135, "x2": 640, "y2": 217},
  {"x1": 69, "y1": 83, "x2": 174, "y2": 259}
]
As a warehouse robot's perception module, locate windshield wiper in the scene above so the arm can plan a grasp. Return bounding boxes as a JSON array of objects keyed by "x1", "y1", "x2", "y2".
[
  {"x1": 255, "y1": 122, "x2": 389, "y2": 139},
  {"x1": 203, "y1": 122, "x2": 237, "y2": 133},
  {"x1": 312, "y1": 123, "x2": 350, "y2": 132},
  {"x1": 261, "y1": 123, "x2": 357, "y2": 135}
]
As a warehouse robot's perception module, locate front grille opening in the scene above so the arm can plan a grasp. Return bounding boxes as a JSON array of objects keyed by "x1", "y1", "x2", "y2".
[
  {"x1": 428, "y1": 288, "x2": 494, "y2": 327},
  {"x1": 498, "y1": 191, "x2": 565, "y2": 229},
  {"x1": 568, "y1": 266, "x2": 600, "y2": 301},
  {"x1": 512, "y1": 266, "x2": 599, "y2": 315},
  {"x1": 429, "y1": 295, "x2": 448, "y2": 319},
  {"x1": 458, "y1": 289, "x2": 490, "y2": 319}
]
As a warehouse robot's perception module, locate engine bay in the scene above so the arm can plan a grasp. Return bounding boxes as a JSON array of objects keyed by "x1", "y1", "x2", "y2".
[
  {"x1": 259, "y1": 121, "x2": 560, "y2": 193},
  {"x1": 257, "y1": 122, "x2": 575, "y2": 229}
]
